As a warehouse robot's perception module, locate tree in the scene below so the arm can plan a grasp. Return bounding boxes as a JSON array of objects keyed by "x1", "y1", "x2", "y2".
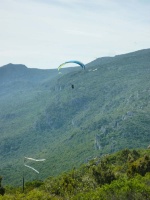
[{"x1": 0, "y1": 176, "x2": 5, "y2": 196}]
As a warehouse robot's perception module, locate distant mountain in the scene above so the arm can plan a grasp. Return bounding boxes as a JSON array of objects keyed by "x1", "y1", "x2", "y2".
[
  {"x1": 0, "y1": 63, "x2": 58, "y2": 85},
  {"x1": 0, "y1": 49, "x2": 150, "y2": 186},
  {"x1": 0, "y1": 63, "x2": 77, "y2": 97}
]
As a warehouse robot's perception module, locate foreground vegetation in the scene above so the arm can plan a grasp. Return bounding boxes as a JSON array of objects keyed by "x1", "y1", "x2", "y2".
[{"x1": 1, "y1": 149, "x2": 150, "y2": 199}]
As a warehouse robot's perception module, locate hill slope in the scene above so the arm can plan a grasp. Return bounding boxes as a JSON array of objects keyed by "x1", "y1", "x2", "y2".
[
  {"x1": 1, "y1": 148, "x2": 150, "y2": 199},
  {"x1": 0, "y1": 49, "x2": 150, "y2": 185}
]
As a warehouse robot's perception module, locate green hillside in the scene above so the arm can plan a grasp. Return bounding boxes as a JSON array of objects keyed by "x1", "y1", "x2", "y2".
[
  {"x1": 0, "y1": 49, "x2": 150, "y2": 186},
  {"x1": 1, "y1": 148, "x2": 150, "y2": 199}
]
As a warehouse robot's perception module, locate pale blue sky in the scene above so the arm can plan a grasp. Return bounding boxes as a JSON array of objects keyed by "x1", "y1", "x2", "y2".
[{"x1": 0, "y1": 0, "x2": 150, "y2": 69}]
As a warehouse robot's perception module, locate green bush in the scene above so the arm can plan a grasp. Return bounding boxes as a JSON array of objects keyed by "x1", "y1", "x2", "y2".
[{"x1": 128, "y1": 155, "x2": 150, "y2": 177}]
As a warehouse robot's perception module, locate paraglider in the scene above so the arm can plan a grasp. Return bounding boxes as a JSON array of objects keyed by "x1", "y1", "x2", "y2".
[
  {"x1": 58, "y1": 60, "x2": 85, "y2": 89},
  {"x1": 58, "y1": 60, "x2": 85, "y2": 71}
]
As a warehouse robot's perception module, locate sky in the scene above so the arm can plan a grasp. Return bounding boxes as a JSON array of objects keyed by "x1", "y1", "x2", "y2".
[{"x1": 0, "y1": 0, "x2": 150, "y2": 69}]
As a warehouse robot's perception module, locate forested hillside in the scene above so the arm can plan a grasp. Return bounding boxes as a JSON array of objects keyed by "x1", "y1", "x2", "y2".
[
  {"x1": 0, "y1": 49, "x2": 150, "y2": 186},
  {"x1": 1, "y1": 149, "x2": 150, "y2": 199}
]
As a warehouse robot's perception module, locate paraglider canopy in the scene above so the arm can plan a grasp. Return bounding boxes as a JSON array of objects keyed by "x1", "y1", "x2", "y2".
[{"x1": 58, "y1": 60, "x2": 85, "y2": 71}]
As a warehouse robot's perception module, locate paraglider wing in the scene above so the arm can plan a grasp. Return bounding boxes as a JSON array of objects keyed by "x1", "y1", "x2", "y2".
[{"x1": 58, "y1": 60, "x2": 85, "y2": 71}]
